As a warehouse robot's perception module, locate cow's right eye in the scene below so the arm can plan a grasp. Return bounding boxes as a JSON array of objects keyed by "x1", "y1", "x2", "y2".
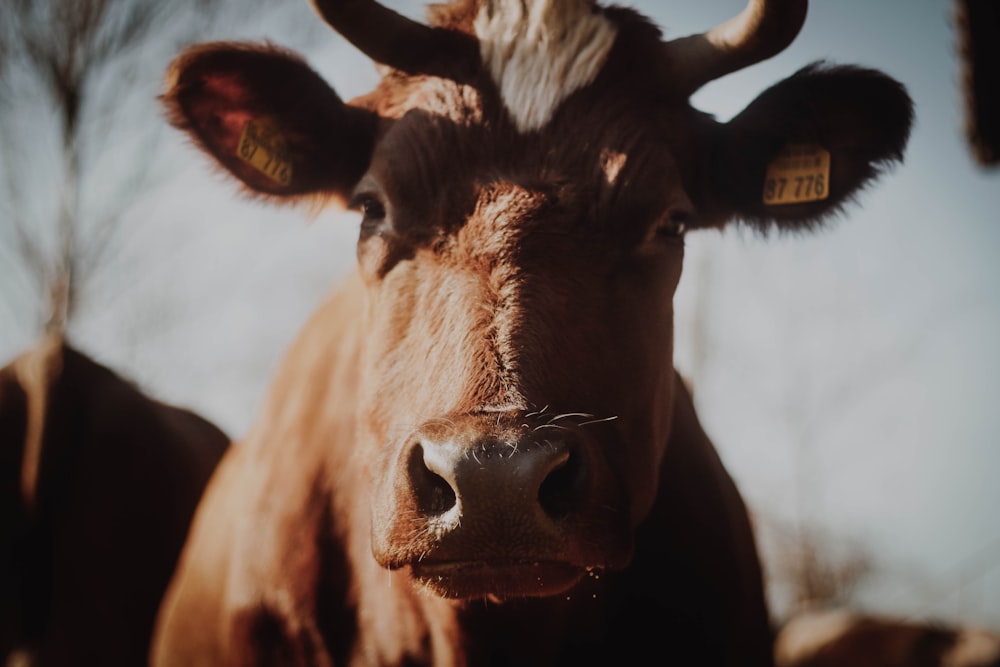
[
  {"x1": 361, "y1": 198, "x2": 385, "y2": 221},
  {"x1": 351, "y1": 195, "x2": 388, "y2": 235}
]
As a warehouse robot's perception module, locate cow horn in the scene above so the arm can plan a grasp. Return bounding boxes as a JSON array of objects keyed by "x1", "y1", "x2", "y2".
[
  {"x1": 308, "y1": 0, "x2": 481, "y2": 83},
  {"x1": 664, "y1": 0, "x2": 808, "y2": 95}
]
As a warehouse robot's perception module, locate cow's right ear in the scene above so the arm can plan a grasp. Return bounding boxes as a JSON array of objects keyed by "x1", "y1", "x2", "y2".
[{"x1": 163, "y1": 43, "x2": 379, "y2": 205}]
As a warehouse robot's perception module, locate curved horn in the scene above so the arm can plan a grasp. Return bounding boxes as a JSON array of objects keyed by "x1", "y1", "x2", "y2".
[
  {"x1": 665, "y1": 0, "x2": 808, "y2": 95},
  {"x1": 308, "y1": 0, "x2": 480, "y2": 83}
]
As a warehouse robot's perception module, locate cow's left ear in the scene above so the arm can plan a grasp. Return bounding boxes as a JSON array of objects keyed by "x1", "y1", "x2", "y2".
[
  {"x1": 702, "y1": 63, "x2": 914, "y2": 230},
  {"x1": 163, "y1": 42, "x2": 379, "y2": 205}
]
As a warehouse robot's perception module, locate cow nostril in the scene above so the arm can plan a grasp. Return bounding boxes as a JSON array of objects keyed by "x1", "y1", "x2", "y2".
[
  {"x1": 408, "y1": 443, "x2": 457, "y2": 516},
  {"x1": 538, "y1": 448, "x2": 583, "y2": 520}
]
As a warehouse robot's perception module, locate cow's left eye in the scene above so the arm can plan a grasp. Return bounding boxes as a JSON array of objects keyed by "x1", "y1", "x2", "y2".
[{"x1": 654, "y1": 210, "x2": 690, "y2": 240}]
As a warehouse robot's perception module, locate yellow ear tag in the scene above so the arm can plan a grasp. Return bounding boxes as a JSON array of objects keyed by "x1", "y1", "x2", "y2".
[
  {"x1": 237, "y1": 117, "x2": 293, "y2": 186},
  {"x1": 762, "y1": 144, "x2": 830, "y2": 205}
]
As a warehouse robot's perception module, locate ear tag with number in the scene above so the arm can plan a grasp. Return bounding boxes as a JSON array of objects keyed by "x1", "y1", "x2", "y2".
[
  {"x1": 237, "y1": 117, "x2": 293, "y2": 186},
  {"x1": 763, "y1": 144, "x2": 830, "y2": 205}
]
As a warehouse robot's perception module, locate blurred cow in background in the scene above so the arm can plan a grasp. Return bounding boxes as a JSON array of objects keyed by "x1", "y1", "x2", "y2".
[
  {"x1": 0, "y1": 336, "x2": 229, "y2": 666},
  {"x1": 955, "y1": 0, "x2": 999, "y2": 167},
  {"x1": 775, "y1": 608, "x2": 1000, "y2": 667}
]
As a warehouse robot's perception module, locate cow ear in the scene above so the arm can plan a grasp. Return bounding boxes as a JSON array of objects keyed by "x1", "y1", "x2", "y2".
[
  {"x1": 163, "y1": 43, "x2": 379, "y2": 206},
  {"x1": 704, "y1": 63, "x2": 913, "y2": 231}
]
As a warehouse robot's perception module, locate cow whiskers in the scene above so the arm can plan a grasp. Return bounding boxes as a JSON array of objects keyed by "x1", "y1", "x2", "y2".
[
  {"x1": 523, "y1": 405, "x2": 551, "y2": 420},
  {"x1": 548, "y1": 412, "x2": 596, "y2": 423},
  {"x1": 532, "y1": 423, "x2": 573, "y2": 434},
  {"x1": 577, "y1": 416, "x2": 618, "y2": 427}
]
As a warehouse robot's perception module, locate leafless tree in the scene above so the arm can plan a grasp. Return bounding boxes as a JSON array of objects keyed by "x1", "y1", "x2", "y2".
[
  {"x1": 0, "y1": 0, "x2": 224, "y2": 341},
  {"x1": 757, "y1": 513, "x2": 874, "y2": 619}
]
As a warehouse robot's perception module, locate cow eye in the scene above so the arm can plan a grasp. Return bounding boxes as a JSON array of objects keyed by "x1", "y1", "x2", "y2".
[
  {"x1": 654, "y1": 210, "x2": 690, "y2": 240},
  {"x1": 350, "y1": 194, "x2": 388, "y2": 235},
  {"x1": 361, "y1": 198, "x2": 385, "y2": 221}
]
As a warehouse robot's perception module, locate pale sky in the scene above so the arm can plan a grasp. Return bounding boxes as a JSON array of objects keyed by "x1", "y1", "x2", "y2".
[{"x1": 2, "y1": 0, "x2": 998, "y2": 629}]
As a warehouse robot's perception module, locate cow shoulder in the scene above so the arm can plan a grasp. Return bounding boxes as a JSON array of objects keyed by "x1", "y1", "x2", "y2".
[{"x1": 612, "y1": 373, "x2": 772, "y2": 666}]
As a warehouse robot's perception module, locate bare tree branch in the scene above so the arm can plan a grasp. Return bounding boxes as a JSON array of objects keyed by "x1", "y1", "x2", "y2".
[{"x1": 0, "y1": 0, "x2": 233, "y2": 337}]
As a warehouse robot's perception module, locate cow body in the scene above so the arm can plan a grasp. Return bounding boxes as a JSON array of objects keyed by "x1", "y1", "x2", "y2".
[
  {"x1": 153, "y1": 1, "x2": 913, "y2": 664},
  {"x1": 155, "y1": 273, "x2": 770, "y2": 665},
  {"x1": 0, "y1": 337, "x2": 229, "y2": 666}
]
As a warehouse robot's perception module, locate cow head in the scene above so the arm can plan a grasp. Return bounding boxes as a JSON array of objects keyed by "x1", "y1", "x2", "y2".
[{"x1": 163, "y1": 0, "x2": 912, "y2": 601}]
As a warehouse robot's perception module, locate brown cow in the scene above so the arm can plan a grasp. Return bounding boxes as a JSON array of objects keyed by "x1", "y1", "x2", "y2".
[
  {"x1": 0, "y1": 336, "x2": 228, "y2": 666},
  {"x1": 152, "y1": 0, "x2": 913, "y2": 665},
  {"x1": 774, "y1": 608, "x2": 1000, "y2": 667}
]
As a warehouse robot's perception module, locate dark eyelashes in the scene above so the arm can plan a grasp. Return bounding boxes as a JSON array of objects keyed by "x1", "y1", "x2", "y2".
[{"x1": 349, "y1": 193, "x2": 386, "y2": 219}]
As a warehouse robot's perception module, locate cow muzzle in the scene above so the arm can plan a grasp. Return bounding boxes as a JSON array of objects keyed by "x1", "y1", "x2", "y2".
[{"x1": 370, "y1": 412, "x2": 631, "y2": 600}]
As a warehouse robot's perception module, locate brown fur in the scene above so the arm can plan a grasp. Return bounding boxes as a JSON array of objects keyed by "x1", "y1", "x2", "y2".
[
  {"x1": 0, "y1": 337, "x2": 229, "y2": 666},
  {"x1": 153, "y1": 2, "x2": 913, "y2": 665}
]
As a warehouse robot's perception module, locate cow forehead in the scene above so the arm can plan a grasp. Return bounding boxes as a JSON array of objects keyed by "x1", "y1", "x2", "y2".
[
  {"x1": 474, "y1": 0, "x2": 619, "y2": 132},
  {"x1": 366, "y1": 93, "x2": 685, "y2": 241},
  {"x1": 454, "y1": 183, "x2": 562, "y2": 260},
  {"x1": 357, "y1": 2, "x2": 700, "y2": 245}
]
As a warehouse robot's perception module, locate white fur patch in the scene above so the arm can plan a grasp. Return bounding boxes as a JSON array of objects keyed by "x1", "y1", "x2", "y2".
[
  {"x1": 773, "y1": 609, "x2": 858, "y2": 666},
  {"x1": 474, "y1": 0, "x2": 618, "y2": 132},
  {"x1": 943, "y1": 628, "x2": 1000, "y2": 667}
]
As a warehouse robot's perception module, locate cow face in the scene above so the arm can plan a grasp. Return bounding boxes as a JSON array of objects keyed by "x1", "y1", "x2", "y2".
[
  {"x1": 354, "y1": 103, "x2": 688, "y2": 596},
  {"x1": 163, "y1": 0, "x2": 911, "y2": 601}
]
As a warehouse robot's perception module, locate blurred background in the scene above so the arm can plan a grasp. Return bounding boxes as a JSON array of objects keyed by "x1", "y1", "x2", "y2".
[{"x1": 1, "y1": 0, "x2": 997, "y2": 630}]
